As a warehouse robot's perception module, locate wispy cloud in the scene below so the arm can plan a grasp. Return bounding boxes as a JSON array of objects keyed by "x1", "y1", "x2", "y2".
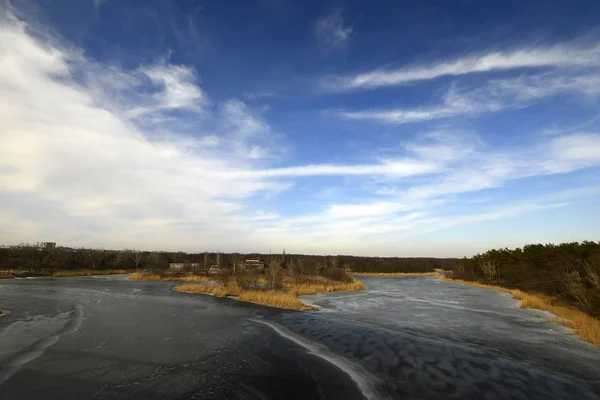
[
  {"x1": 0, "y1": 15, "x2": 276, "y2": 249},
  {"x1": 338, "y1": 70, "x2": 600, "y2": 124},
  {"x1": 314, "y1": 10, "x2": 352, "y2": 52},
  {"x1": 0, "y1": 13, "x2": 439, "y2": 250},
  {"x1": 256, "y1": 131, "x2": 600, "y2": 252},
  {"x1": 325, "y1": 41, "x2": 600, "y2": 91},
  {"x1": 233, "y1": 159, "x2": 440, "y2": 178},
  {"x1": 2, "y1": 8, "x2": 599, "y2": 255},
  {"x1": 124, "y1": 64, "x2": 209, "y2": 119}
]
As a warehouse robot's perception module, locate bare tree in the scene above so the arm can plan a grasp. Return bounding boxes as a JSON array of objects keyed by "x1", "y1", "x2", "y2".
[
  {"x1": 315, "y1": 261, "x2": 324, "y2": 276},
  {"x1": 456, "y1": 263, "x2": 465, "y2": 278},
  {"x1": 479, "y1": 260, "x2": 498, "y2": 281},
  {"x1": 132, "y1": 251, "x2": 144, "y2": 269},
  {"x1": 146, "y1": 252, "x2": 161, "y2": 272},
  {"x1": 108, "y1": 250, "x2": 126, "y2": 269},
  {"x1": 200, "y1": 251, "x2": 210, "y2": 276},
  {"x1": 44, "y1": 248, "x2": 63, "y2": 275},
  {"x1": 565, "y1": 271, "x2": 591, "y2": 307},
  {"x1": 581, "y1": 260, "x2": 600, "y2": 291},
  {"x1": 87, "y1": 248, "x2": 105, "y2": 270},
  {"x1": 330, "y1": 256, "x2": 339, "y2": 270},
  {"x1": 287, "y1": 258, "x2": 296, "y2": 276},
  {"x1": 228, "y1": 253, "x2": 243, "y2": 276},
  {"x1": 266, "y1": 257, "x2": 283, "y2": 290},
  {"x1": 296, "y1": 257, "x2": 304, "y2": 275},
  {"x1": 18, "y1": 245, "x2": 38, "y2": 272}
]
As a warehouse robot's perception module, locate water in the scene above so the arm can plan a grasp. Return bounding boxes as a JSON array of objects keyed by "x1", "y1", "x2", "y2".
[
  {"x1": 1, "y1": 275, "x2": 599, "y2": 399},
  {"x1": 290, "y1": 276, "x2": 600, "y2": 399}
]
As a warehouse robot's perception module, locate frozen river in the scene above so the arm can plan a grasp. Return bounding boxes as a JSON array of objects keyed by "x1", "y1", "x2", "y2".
[{"x1": 1, "y1": 275, "x2": 599, "y2": 399}]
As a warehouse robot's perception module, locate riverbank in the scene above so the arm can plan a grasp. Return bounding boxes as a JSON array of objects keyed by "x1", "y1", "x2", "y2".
[
  {"x1": 0, "y1": 269, "x2": 132, "y2": 278},
  {"x1": 440, "y1": 276, "x2": 600, "y2": 347},
  {"x1": 52, "y1": 269, "x2": 130, "y2": 277}
]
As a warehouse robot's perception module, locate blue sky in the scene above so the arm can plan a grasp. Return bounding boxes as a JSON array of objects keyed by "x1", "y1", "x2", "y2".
[{"x1": 1, "y1": 0, "x2": 600, "y2": 256}]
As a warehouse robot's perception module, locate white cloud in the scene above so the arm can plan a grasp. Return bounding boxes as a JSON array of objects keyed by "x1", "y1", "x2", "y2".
[
  {"x1": 256, "y1": 131, "x2": 600, "y2": 252},
  {"x1": 326, "y1": 41, "x2": 600, "y2": 90},
  {"x1": 0, "y1": 16, "x2": 272, "y2": 249},
  {"x1": 540, "y1": 133, "x2": 600, "y2": 173},
  {"x1": 240, "y1": 159, "x2": 440, "y2": 178},
  {"x1": 2, "y1": 11, "x2": 599, "y2": 255},
  {"x1": 314, "y1": 10, "x2": 352, "y2": 52},
  {"x1": 337, "y1": 71, "x2": 600, "y2": 124},
  {"x1": 139, "y1": 64, "x2": 208, "y2": 112},
  {"x1": 339, "y1": 107, "x2": 459, "y2": 125},
  {"x1": 0, "y1": 14, "x2": 443, "y2": 251}
]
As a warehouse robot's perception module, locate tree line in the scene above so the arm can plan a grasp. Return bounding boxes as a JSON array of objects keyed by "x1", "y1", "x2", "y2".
[
  {"x1": 0, "y1": 245, "x2": 456, "y2": 276},
  {"x1": 452, "y1": 241, "x2": 600, "y2": 317}
]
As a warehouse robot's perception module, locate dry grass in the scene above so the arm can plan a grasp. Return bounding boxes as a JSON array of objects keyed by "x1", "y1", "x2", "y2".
[
  {"x1": 438, "y1": 276, "x2": 512, "y2": 292},
  {"x1": 0, "y1": 273, "x2": 15, "y2": 279},
  {"x1": 238, "y1": 290, "x2": 317, "y2": 311},
  {"x1": 173, "y1": 283, "x2": 241, "y2": 297},
  {"x1": 285, "y1": 279, "x2": 365, "y2": 295},
  {"x1": 353, "y1": 272, "x2": 438, "y2": 277},
  {"x1": 511, "y1": 289, "x2": 550, "y2": 309},
  {"x1": 440, "y1": 276, "x2": 600, "y2": 347},
  {"x1": 127, "y1": 272, "x2": 162, "y2": 281},
  {"x1": 173, "y1": 276, "x2": 365, "y2": 311},
  {"x1": 175, "y1": 275, "x2": 214, "y2": 282},
  {"x1": 52, "y1": 269, "x2": 129, "y2": 277}
]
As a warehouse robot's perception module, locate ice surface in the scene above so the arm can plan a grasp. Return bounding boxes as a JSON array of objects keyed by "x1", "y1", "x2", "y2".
[{"x1": 293, "y1": 276, "x2": 600, "y2": 399}]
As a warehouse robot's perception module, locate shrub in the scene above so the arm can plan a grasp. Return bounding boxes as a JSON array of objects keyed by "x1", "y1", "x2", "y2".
[
  {"x1": 236, "y1": 270, "x2": 263, "y2": 290},
  {"x1": 321, "y1": 267, "x2": 352, "y2": 282}
]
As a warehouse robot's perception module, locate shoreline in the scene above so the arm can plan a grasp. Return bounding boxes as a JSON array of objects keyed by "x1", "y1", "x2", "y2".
[
  {"x1": 174, "y1": 288, "x2": 320, "y2": 312},
  {"x1": 439, "y1": 276, "x2": 600, "y2": 347}
]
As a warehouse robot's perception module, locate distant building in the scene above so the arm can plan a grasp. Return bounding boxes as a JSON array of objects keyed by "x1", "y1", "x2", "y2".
[
  {"x1": 38, "y1": 242, "x2": 56, "y2": 251},
  {"x1": 245, "y1": 259, "x2": 264, "y2": 269},
  {"x1": 169, "y1": 263, "x2": 200, "y2": 269}
]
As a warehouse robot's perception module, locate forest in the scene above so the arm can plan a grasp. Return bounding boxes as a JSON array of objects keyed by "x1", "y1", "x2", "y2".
[
  {"x1": 0, "y1": 245, "x2": 456, "y2": 276},
  {"x1": 452, "y1": 241, "x2": 600, "y2": 317}
]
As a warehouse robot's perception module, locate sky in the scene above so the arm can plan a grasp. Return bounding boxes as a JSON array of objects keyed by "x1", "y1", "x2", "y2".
[{"x1": 1, "y1": 0, "x2": 600, "y2": 257}]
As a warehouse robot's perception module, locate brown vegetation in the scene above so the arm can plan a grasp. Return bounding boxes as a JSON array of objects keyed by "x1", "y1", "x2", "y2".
[
  {"x1": 238, "y1": 290, "x2": 317, "y2": 311},
  {"x1": 284, "y1": 277, "x2": 365, "y2": 295},
  {"x1": 172, "y1": 260, "x2": 365, "y2": 311},
  {"x1": 173, "y1": 278, "x2": 360, "y2": 310},
  {"x1": 0, "y1": 272, "x2": 15, "y2": 279},
  {"x1": 173, "y1": 283, "x2": 242, "y2": 297},
  {"x1": 127, "y1": 272, "x2": 163, "y2": 281},
  {"x1": 440, "y1": 276, "x2": 600, "y2": 347}
]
